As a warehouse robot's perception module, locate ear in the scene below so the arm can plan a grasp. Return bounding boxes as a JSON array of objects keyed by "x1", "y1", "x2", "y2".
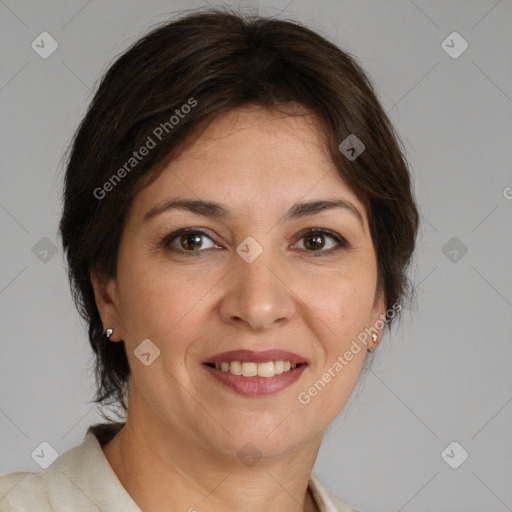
[
  {"x1": 90, "y1": 270, "x2": 123, "y2": 342},
  {"x1": 369, "y1": 288, "x2": 387, "y2": 345}
]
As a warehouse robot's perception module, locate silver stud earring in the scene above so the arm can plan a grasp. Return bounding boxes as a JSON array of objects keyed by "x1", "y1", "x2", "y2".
[
  {"x1": 367, "y1": 333, "x2": 378, "y2": 353},
  {"x1": 104, "y1": 328, "x2": 114, "y2": 339}
]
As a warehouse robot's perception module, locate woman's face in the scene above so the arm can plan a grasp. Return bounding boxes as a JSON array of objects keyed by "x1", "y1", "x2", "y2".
[{"x1": 94, "y1": 105, "x2": 385, "y2": 458}]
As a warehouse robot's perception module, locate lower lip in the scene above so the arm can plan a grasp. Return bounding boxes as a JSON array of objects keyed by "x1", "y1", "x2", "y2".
[{"x1": 202, "y1": 364, "x2": 307, "y2": 397}]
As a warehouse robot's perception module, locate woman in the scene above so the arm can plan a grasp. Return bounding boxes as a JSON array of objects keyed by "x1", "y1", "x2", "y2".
[{"x1": 0, "y1": 7, "x2": 418, "y2": 511}]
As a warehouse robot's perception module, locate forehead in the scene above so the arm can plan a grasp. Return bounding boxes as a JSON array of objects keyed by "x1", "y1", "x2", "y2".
[
  {"x1": 131, "y1": 105, "x2": 365, "y2": 221},
  {"x1": 188, "y1": 104, "x2": 328, "y2": 151}
]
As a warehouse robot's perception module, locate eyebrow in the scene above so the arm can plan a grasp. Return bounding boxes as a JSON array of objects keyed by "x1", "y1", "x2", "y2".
[{"x1": 143, "y1": 198, "x2": 364, "y2": 230}]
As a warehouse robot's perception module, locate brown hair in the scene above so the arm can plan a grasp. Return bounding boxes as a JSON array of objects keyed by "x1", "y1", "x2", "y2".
[{"x1": 59, "y1": 6, "x2": 419, "y2": 415}]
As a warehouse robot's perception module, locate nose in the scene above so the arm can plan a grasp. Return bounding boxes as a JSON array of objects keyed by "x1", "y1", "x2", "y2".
[{"x1": 218, "y1": 247, "x2": 297, "y2": 332}]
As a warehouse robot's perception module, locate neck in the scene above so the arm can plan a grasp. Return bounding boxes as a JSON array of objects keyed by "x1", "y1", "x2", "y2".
[{"x1": 101, "y1": 413, "x2": 322, "y2": 512}]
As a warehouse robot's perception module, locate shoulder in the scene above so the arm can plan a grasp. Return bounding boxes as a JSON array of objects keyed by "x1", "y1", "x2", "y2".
[
  {"x1": 309, "y1": 472, "x2": 363, "y2": 512},
  {"x1": 0, "y1": 422, "x2": 138, "y2": 512},
  {"x1": 0, "y1": 433, "x2": 96, "y2": 511},
  {"x1": 0, "y1": 471, "x2": 51, "y2": 510}
]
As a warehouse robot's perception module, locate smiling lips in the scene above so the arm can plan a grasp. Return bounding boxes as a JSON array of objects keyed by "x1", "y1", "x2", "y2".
[{"x1": 202, "y1": 349, "x2": 307, "y2": 396}]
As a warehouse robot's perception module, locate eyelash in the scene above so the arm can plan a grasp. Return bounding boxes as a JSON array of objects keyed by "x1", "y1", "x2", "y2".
[{"x1": 160, "y1": 228, "x2": 347, "y2": 257}]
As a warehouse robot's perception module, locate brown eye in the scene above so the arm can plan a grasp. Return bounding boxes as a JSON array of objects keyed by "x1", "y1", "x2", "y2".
[
  {"x1": 180, "y1": 233, "x2": 204, "y2": 250},
  {"x1": 162, "y1": 229, "x2": 216, "y2": 254},
  {"x1": 295, "y1": 229, "x2": 347, "y2": 255},
  {"x1": 303, "y1": 234, "x2": 326, "y2": 250}
]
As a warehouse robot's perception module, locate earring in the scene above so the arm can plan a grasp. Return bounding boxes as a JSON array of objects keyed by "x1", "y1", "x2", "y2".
[
  {"x1": 104, "y1": 328, "x2": 114, "y2": 339},
  {"x1": 367, "y1": 333, "x2": 378, "y2": 353}
]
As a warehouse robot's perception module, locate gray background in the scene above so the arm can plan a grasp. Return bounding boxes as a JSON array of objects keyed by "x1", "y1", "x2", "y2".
[{"x1": 1, "y1": 0, "x2": 511, "y2": 511}]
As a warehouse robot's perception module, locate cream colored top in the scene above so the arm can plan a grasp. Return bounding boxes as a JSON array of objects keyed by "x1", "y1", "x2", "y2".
[{"x1": 0, "y1": 423, "x2": 360, "y2": 511}]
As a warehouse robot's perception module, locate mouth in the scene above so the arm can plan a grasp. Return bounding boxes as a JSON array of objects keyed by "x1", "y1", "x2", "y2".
[
  {"x1": 202, "y1": 349, "x2": 308, "y2": 396},
  {"x1": 204, "y1": 360, "x2": 304, "y2": 377}
]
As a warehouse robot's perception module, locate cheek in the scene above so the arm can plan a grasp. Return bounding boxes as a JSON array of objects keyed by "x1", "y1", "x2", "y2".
[
  {"x1": 295, "y1": 267, "x2": 377, "y2": 339},
  {"x1": 297, "y1": 278, "x2": 371, "y2": 418},
  {"x1": 116, "y1": 254, "x2": 216, "y2": 342}
]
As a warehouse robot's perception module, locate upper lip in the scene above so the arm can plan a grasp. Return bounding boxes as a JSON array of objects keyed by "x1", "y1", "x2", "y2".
[{"x1": 203, "y1": 349, "x2": 308, "y2": 365}]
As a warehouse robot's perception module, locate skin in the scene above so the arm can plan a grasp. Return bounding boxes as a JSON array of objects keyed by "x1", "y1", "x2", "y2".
[{"x1": 91, "y1": 104, "x2": 385, "y2": 512}]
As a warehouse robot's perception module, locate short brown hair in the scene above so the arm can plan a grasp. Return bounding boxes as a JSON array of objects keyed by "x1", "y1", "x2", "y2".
[{"x1": 59, "y1": 6, "x2": 419, "y2": 415}]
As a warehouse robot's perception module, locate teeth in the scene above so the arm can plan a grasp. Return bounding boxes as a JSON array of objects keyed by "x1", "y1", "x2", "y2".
[
  {"x1": 274, "y1": 360, "x2": 284, "y2": 374},
  {"x1": 211, "y1": 360, "x2": 300, "y2": 378},
  {"x1": 257, "y1": 362, "x2": 274, "y2": 377},
  {"x1": 241, "y1": 362, "x2": 258, "y2": 377},
  {"x1": 230, "y1": 361, "x2": 242, "y2": 375}
]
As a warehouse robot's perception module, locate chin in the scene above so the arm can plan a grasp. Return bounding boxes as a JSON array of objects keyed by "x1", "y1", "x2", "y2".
[{"x1": 202, "y1": 413, "x2": 317, "y2": 460}]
